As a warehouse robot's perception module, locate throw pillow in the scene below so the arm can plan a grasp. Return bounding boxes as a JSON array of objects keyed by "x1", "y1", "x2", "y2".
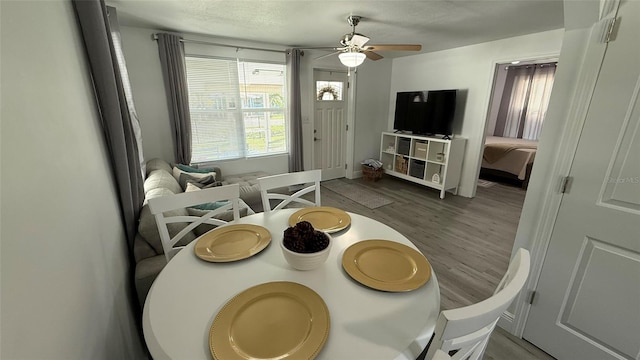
[
  {"x1": 172, "y1": 166, "x2": 216, "y2": 184},
  {"x1": 175, "y1": 163, "x2": 216, "y2": 174},
  {"x1": 184, "y1": 182, "x2": 201, "y2": 193},
  {"x1": 192, "y1": 200, "x2": 230, "y2": 211},
  {"x1": 177, "y1": 173, "x2": 217, "y2": 190},
  {"x1": 183, "y1": 182, "x2": 229, "y2": 210},
  {"x1": 185, "y1": 177, "x2": 222, "y2": 190}
]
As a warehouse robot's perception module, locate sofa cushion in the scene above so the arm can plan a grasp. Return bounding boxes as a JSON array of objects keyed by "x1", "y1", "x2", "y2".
[
  {"x1": 135, "y1": 255, "x2": 167, "y2": 307},
  {"x1": 221, "y1": 171, "x2": 269, "y2": 210},
  {"x1": 133, "y1": 233, "x2": 158, "y2": 263},
  {"x1": 146, "y1": 158, "x2": 173, "y2": 175},
  {"x1": 221, "y1": 172, "x2": 269, "y2": 187},
  {"x1": 144, "y1": 169, "x2": 182, "y2": 195},
  {"x1": 138, "y1": 188, "x2": 197, "y2": 254}
]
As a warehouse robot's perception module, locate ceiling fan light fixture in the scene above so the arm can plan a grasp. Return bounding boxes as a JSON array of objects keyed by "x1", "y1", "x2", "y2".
[{"x1": 338, "y1": 51, "x2": 366, "y2": 68}]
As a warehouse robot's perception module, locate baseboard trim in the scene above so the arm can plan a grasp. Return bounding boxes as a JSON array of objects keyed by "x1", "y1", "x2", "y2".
[
  {"x1": 352, "y1": 170, "x2": 363, "y2": 179},
  {"x1": 497, "y1": 310, "x2": 515, "y2": 333}
]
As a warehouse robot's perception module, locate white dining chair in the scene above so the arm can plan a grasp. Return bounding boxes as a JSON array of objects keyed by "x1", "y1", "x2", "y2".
[
  {"x1": 148, "y1": 184, "x2": 241, "y2": 261},
  {"x1": 408, "y1": 248, "x2": 530, "y2": 360},
  {"x1": 258, "y1": 169, "x2": 321, "y2": 213},
  {"x1": 431, "y1": 350, "x2": 452, "y2": 360}
]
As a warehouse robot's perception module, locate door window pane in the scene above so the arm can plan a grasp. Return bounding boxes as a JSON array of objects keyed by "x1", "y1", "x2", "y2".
[{"x1": 316, "y1": 81, "x2": 343, "y2": 101}]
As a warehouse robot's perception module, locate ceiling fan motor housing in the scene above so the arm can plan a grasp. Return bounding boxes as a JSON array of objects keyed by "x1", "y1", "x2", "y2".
[{"x1": 347, "y1": 15, "x2": 361, "y2": 27}]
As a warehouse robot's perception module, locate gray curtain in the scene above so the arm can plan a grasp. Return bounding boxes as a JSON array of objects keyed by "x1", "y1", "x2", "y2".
[
  {"x1": 157, "y1": 33, "x2": 192, "y2": 164},
  {"x1": 494, "y1": 62, "x2": 556, "y2": 140},
  {"x1": 106, "y1": 6, "x2": 146, "y2": 176},
  {"x1": 286, "y1": 48, "x2": 304, "y2": 172},
  {"x1": 72, "y1": 0, "x2": 144, "y2": 250}
]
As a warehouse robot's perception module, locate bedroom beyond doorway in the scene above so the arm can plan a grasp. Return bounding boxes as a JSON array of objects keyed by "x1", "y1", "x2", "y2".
[{"x1": 480, "y1": 58, "x2": 558, "y2": 190}]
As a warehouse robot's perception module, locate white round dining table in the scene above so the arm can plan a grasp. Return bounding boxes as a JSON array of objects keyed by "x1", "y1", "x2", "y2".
[{"x1": 143, "y1": 209, "x2": 440, "y2": 360}]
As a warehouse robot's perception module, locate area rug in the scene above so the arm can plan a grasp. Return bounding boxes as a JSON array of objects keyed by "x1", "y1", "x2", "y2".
[
  {"x1": 322, "y1": 180, "x2": 394, "y2": 209},
  {"x1": 477, "y1": 179, "x2": 497, "y2": 188}
]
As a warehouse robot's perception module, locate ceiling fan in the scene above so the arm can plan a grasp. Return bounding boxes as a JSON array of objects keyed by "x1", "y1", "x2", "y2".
[{"x1": 314, "y1": 15, "x2": 422, "y2": 67}]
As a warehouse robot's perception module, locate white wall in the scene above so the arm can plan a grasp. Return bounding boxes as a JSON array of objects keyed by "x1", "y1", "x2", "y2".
[
  {"x1": 389, "y1": 29, "x2": 564, "y2": 197},
  {"x1": 1, "y1": 1, "x2": 144, "y2": 359},
  {"x1": 353, "y1": 59, "x2": 394, "y2": 174}
]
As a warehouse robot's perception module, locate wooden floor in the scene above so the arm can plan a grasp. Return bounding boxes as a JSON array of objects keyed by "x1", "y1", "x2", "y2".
[{"x1": 318, "y1": 176, "x2": 554, "y2": 360}]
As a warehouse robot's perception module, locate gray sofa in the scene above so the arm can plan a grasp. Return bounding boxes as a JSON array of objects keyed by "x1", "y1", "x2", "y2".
[{"x1": 133, "y1": 158, "x2": 269, "y2": 306}]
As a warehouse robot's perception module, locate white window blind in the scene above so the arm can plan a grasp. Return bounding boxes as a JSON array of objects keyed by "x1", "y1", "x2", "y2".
[{"x1": 185, "y1": 57, "x2": 287, "y2": 163}]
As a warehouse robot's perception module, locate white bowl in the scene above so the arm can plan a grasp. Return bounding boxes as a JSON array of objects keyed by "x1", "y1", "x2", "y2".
[{"x1": 281, "y1": 232, "x2": 332, "y2": 271}]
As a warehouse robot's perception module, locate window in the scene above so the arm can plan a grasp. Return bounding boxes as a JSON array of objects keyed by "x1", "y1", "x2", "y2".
[
  {"x1": 493, "y1": 62, "x2": 556, "y2": 140},
  {"x1": 185, "y1": 57, "x2": 287, "y2": 162}
]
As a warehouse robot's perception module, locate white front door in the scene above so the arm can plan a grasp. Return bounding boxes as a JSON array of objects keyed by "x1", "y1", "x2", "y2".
[
  {"x1": 523, "y1": 2, "x2": 640, "y2": 359},
  {"x1": 313, "y1": 69, "x2": 348, "y2": 181}
]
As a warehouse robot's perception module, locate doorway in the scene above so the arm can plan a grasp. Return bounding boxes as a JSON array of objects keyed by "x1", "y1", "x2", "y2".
[
  {"x1": 479, "y1": 59, "x2": 557, "y2": 190},
  {"x1": 312, "y1": 69, "x2": 349, "y2": 181}
]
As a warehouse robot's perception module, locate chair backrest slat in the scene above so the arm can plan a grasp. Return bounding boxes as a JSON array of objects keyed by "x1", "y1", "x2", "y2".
[
  {"x1": 424, "y1": 248, "x2": 530, "y2": 360},
  {"x1": 258, "y1": 170, "x2": 321, "y2": 213},
  {"x1": 147, "y1": 184, "x2": 241, "y2": 261}
]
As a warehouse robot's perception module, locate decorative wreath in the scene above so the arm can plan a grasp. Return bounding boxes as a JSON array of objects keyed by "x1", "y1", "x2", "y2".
[{"x1": 317, "y1": 85, "x2": 340, "y2": 100}]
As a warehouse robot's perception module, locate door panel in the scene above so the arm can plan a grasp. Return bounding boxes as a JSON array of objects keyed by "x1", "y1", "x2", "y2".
[
  {"x1": 523, "y1": 2, "x2": 640, "y2": 359},
  {"x1": 313, "y1": 70, "x2": 348, "y2": 180}
]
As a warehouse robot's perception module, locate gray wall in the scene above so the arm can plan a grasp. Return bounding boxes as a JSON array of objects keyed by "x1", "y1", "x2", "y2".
[
  {"x1": 119, "y1": 25, "x2": 563, "y2": 193},
  {"x1": 1, "y1": 1, "x2": 145, "y2": 358},
  {"x1": 120, "y1": 25, "x2": 291, "y2": 176},
  {"x1": 119, "y1": 25, "x2": 389, "y2": 177},
  {"x1": 389, "y1": 29, "x2": 564, "y2": 198}
]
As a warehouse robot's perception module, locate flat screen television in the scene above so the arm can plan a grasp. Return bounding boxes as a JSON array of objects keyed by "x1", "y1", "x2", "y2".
[{"x1": 393, "y1": 90, "x2": 457, "y2": 137}]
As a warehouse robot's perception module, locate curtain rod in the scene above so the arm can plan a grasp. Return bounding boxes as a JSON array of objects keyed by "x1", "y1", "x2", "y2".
[{"x1": 151, "y1": 34, "x2": 287, "y2": 54}]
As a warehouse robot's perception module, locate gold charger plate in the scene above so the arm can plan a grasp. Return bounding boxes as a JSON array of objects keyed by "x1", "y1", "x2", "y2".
[
  {"x1": 288, "y1": 207, "x2": 351, "y2": 233},
  {"x1": 342, "y1": 240, "x2": 432, "y2": 292},
  {"x1": 209, "y1": 281, "x2": 330, "y2": 360},
  {"x1": 194, "y1": 224, "x2": 271, "y2": 262}
]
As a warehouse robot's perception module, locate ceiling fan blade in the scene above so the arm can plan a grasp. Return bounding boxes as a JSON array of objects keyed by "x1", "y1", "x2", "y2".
[
  {"x1": 365, "y1": 44, "x2": 422, "y2": 51},
  {"x1": 302, "y1": 46, "x2": 341, "y2": 50},
  {"x1": 364, "y1": 51, "x2": 384, "y2": 61},
  {"x1": 350, "y1": 34, "x2": 370, "y2": 47},
  {"x1": 314, "y1": 51, "x2": 341, "y2": 61}
]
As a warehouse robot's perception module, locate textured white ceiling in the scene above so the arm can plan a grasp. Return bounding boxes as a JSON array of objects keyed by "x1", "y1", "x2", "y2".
[{"x1": 108, "y1": 0, "x2": 565, "y2": 57}]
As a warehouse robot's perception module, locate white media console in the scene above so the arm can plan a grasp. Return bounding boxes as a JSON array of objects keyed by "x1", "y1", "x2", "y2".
[{"x1": 380, "y1": 132, "x2": 466, "y2": 199}]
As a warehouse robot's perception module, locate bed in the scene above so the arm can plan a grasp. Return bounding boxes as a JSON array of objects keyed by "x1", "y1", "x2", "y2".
[{"x1": 481, "y1": 136, "x2": 538, "y2": 189}]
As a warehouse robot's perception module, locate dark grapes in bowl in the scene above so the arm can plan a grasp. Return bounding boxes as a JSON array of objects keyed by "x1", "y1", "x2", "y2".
[{"x1": 281, "y1": 221, "x2": 332, "y2": 270}]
